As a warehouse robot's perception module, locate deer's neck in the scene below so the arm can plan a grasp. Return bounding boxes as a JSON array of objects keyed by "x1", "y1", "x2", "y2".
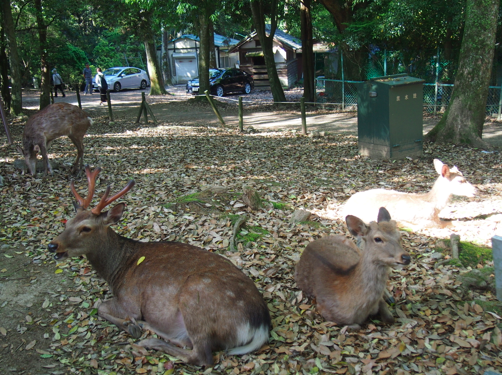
[
  {"x1": 423, "y1": 177, "x2": 451, "y2": 210},
  {"x1": 356, "y1": 254, "x2": 389, "y2": 300},
  {"x1": 86, "y1": 229, "x2": 139, "y2": 293}
]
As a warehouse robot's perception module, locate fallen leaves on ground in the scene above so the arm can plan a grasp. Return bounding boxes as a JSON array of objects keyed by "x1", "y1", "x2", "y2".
[{"x1": 0, "y1": 103, "x2": 501, "y2": 375}]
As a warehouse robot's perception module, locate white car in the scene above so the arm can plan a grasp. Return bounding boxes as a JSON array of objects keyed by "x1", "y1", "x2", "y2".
[{"x1": 94, "y1": 67, "x2": 150, "y2": 92}]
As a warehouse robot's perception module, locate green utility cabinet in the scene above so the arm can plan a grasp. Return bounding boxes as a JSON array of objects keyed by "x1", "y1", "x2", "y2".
[{"x1": 357, "y1": 74, "x2": 424, "y2": 159}]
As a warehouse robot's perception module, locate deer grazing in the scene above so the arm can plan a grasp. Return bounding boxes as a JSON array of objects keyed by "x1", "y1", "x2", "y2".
[
  {"x1": 17, "y1": 102, "x2": 92, "y2": 175},
  {"x1": 48, "y1": 167, "x2": 270, "y2": 366},
  {"x1": 340, "y1": 159, "x2": 477, "y2": 228},
  {"x1": 295, "y1": 207, "x2": 411, "y2": 328}
]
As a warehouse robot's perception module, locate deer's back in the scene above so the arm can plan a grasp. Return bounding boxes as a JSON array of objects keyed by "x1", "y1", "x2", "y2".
[
  {"x1": 295, "y1": 235, "x2": 361, "y2": 298},
  {"x1": 341, "y1": 189, "x2": 437, "y2": 225},
  {"x1": 111, "y1": 242, "x2": 268, "y2": 333},
  {"x1": 24, "y1": 103, "x2": 91, "y2": 141}
]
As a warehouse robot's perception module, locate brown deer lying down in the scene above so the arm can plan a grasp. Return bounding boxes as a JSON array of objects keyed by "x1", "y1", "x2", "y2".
[
  {"x1": 340, "y1": 159, "x2": 477, "y2": 227},
  {"x1": 48, "y1": 167, "x2": 270, "y2": 366},
  {"x1": 17, "y1": 103, "x2": 92, "y2": 175},
  {"x1": 295, "y1": 207, "x2": 411, "y2": 328}
]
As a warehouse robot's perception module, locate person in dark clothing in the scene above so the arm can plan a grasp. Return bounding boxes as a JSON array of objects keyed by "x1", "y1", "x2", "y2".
[{"x1": 95, "y1": 68, "x2": 108, "y2": 105}]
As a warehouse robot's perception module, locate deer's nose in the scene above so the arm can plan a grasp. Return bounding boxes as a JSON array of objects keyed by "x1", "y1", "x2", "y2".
[
  {"x1": 48, "y1": 243, "x2": 58, "y2": 253},
  {"x1": 401, "y1": 254, "x2": 411, "y2": 265}
]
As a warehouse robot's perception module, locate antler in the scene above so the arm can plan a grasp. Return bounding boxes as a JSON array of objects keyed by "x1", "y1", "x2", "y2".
[
  {"x1": 71, "y1": 166, "x2": 101, "y2": 209},
  {"x1": 91, "y1": 180, "x2": 136, "y2": 215}
]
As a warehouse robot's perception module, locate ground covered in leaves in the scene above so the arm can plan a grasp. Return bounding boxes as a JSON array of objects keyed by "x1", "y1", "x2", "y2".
[{"x1": 1, "y1": 101, "x2": 502, "y2": 375}]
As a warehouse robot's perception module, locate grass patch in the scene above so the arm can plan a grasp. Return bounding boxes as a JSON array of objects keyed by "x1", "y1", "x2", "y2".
[
  {"x1": 474, "y1": 299, "x2": 502, "y2": 317},
  {"x1": 237, "y1": 226, "x2": 270, "y2": 247},
  {"x1": 270, "y1": 201, "x2": 290, "y2": 210},
  {"x1": 440, "y1": 239, "x2": 493, "y2": 268}
]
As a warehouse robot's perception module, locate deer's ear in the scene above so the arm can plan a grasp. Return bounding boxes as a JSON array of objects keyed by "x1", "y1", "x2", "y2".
[
  {"x1": 346, "y1": 215, "x2": 368, "y2": 237},
  {"x1": 104, "y1": 203, "x2": 125, "y2": 225},
  {"x1": 377, "y1": 207, "x2": 391, "y2": 222}
]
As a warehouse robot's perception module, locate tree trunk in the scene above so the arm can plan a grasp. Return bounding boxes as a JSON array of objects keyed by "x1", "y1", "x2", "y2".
[
  {"x1": 144, "y1": 36, "x2": 167, "y2": 95},
  {"x1": 209, "y1": 22, "x2": 217, "y2": 69},
  {"x1": 250, "y1": 0, "x2": 286, "y2": 103},
  {"x1": 162, "y1": 29, "x2": 172, "y2": 86},
  {"x1": 301, "y1": 0, "x2": 314, "y2": 102},
  {"x1": 425, "y1": 0, "x2": 499, "y2": 149},
  {"x1": 198, "y1": 11, "x2": 211, "y2": 95},
  {"x1": 35, "y1": 0, "x2": 50, "y2": 110},
  {"x1": 1, "y1": 0, "x2": 22, "y2": 114},
  {"x1": 0, "y1": 23, "x2": 12, "y2": 112}
]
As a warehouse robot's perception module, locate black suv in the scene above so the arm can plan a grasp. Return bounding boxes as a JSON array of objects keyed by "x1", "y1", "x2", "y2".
[{"x1": 186, "y1": 68, "x2": 254, "y2": 97}]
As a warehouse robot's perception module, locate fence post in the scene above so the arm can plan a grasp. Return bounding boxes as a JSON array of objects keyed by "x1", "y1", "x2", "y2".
[
  {"x1": 204, "y1": 90, "x2": 226, "y2": 127},
  {"x1": 75, "y1": 83, "x2": 82, "y2": 109},
  {"x1": 106, "y1": 90, "x2": 114, "y2": 122},
  {"x1": 341, "y1": 50, "x2": 345, "y2": 111},
  {"x1": 301, "y1": 97, "x2": 307, "y2": 135},
  {"x1": 434, "y1": 82, "x2": 438, "y2": 116},
  {"x1": 498, "y1": 86, "x2": 502, "y2": 121},
  {"x1": 239, "y1": 96, "x2": 244, "y2": 132},
  {"x1": 492, "y1": 235, "x2": 502, "y2": 301}
]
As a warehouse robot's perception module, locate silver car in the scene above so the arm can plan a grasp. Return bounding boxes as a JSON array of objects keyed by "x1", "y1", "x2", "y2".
[{"x1": 94, "y1": 67, "x2": 150, "y2": 92}]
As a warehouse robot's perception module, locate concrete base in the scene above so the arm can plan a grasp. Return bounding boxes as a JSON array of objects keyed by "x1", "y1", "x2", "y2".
[{"x1": 359, "y1": 142, "x2": 423, "y2": 160}]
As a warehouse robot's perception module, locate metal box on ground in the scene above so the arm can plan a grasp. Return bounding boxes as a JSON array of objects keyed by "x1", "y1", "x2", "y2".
[{"x1": 357, "y1": 74, "x2": 424, "y2": 159}]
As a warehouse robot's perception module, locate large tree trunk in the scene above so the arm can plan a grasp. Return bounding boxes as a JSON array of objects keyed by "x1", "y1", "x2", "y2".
[
  {"x1": 301, "y1": 0, "x2": 314, "y2": 102},
  {"x1": 144, "y1": 36, "x2": 167, "y2": 95},
  {"x1": 0, "y1": 23, "x2": 12, "y2": 112},
  {"x1": 425, "y1": 0, "x2": 499, "y2": 149},
  {"x1": 1, "y1": 0, "x2": 22, "y2": 114},
  {"x1": 250, "y1": 0, "x2": 286, "y2": 103},
  {"x1": 161, "y1": 29, "x2": 173, "y2": 86},
  {"x1": 35, "y1": 0, "x2": 50, "y2": 110},
  {"x1": 198, "y1": 11, "x2": 211, "y2": 95}
]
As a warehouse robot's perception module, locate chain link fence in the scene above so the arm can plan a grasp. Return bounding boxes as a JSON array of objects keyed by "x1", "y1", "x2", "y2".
[{"x1": 315, "y1": 78, "x2": 502, "y2": 119}]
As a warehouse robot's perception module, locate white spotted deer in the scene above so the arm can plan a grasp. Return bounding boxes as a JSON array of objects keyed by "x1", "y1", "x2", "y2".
[
  {"x1": 48, "y1": 166, "x2": 270, "y2": 366},
  {"x1": 17, "y1": 102, "x2": 92, "y2": 175},
  {"x1": 295, "y1": 207, "x2": 411, "y2": 329},
  {"x1": 340, "y1": 159, "x2": 477, "y2": 228}
]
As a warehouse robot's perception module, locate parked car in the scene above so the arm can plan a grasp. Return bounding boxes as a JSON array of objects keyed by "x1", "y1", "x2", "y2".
[
  {"x1": 94, "y1": 67, "x2": 150, "y2": 92},
  {"x1": 186, "y1": 68, "x2": 254, "y2": 97}
]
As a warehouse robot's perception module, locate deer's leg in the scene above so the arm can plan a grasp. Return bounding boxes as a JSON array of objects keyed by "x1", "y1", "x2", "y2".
[
  {"x1": 68, "y1": 135, "x2": 84, "y2": 174},
  {"x1": 378, "y1": 298, "x2": 395, "y2": 324},
  {"x1": 39, "y1": 144, "x2": 52, "y2": 175},
  {"x1": 138, "y1": 338, "x2": 213, "y2": 367},
  {"x1": 98, "y1": 299, "x2": 143, "y2": 338}
]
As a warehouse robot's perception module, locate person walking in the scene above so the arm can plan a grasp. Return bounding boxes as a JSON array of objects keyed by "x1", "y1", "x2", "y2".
[
  {"x1": 52, "y1": 68, "x2": 65, "y2": 97},
  {"x1": 83, "y1": 63, "x2": 93, "y2": 95},
  {"x1": 95, "y1": 68, "x2": 108, "y2": 105}
]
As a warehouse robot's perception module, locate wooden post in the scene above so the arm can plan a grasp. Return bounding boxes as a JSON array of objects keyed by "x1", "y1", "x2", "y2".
[
  {"x1": 106, "y1": 91, "x2": 114, "y2": 122},
  {"x1": 492, "y1": 235, "x2": 502, "y2": 301},
  {"x1": 301, "y1": 97, "x2": 307, "y2": 135},
  {"x1": 135, "y1": 92, "x2": 157, "y2": 124},
  {"x1": 142, "y1": 92, "x2": 148, "y2": 123},
  {"x1": 76, "y1": 83, "x2": 82, "y2": 109},
  {"x1": 239, "y1": 96, "x2": 244, "y2": 132},
  {"x1": 204, "y1": 90, "x2": 226, "y2": 127}
]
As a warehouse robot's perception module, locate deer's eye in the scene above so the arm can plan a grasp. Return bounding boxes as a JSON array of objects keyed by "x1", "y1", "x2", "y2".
[
  {"x1": 374, "y1": 237, "x2": 383, "y2": 243},
  {"x1": 81, "y1": 226, "x2": 92, "y2": 233}
]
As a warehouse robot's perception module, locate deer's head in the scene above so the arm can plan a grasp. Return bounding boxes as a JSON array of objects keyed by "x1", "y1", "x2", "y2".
[{"x1": 48, "y1": 166, "x2": 135, "y2": 260}]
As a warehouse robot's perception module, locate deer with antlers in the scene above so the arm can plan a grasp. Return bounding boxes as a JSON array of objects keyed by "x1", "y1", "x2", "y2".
[{"x1": 48, "y1": 166, "x2": 271, "y2": 366}]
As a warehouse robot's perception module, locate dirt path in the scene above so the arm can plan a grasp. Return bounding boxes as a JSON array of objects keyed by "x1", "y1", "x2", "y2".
[{"x1": 20, "y1": 85, "x2": 502, "y2": 147}]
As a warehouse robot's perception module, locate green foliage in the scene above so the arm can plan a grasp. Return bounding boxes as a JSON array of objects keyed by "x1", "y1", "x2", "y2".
[{"x1": 443, "y1": 239, "x2": 493, "y2": 268}]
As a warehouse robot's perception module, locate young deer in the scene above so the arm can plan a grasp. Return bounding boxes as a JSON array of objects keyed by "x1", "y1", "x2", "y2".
[
  {"x1": 340, "y1": 159, "x2": 477, "y2": 227},
  {"x1": 48, "y1": 167, "x2": 270, "y2": 366},
  {"x1": 17, "y1": 102, "x2": 92, "y2": 175},
  {"x1": 295, "y1": 207, "x2": 411, "y2": 328}
]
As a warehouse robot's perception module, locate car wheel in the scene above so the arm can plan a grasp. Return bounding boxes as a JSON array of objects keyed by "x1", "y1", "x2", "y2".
[
  {"x1": 140, "y1": 80, "x2": 147, "y2": 89},
  {"x1": 113, "y1": 82, "x2": 121, "y2": 92},
  {"x1": 215, "y1": 85, "x2": 224, "y2": 97},
  {"x1": 243, "y1": 83, "x2": 252, "y2": 94}
]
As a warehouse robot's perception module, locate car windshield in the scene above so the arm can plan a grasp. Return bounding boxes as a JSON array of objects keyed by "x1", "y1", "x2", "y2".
[
  {"x1": 209, "y1": 69, "x2": 222, "y2": 79},
  {"x1": 103, "y1": 69, "x2": 123, "y2": 76}
]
